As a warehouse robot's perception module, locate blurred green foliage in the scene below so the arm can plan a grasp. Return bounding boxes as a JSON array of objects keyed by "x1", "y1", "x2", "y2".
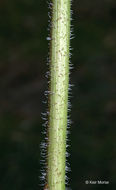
[{"x1": 0, "y1": 0, "x2": 116, "y2": 189}]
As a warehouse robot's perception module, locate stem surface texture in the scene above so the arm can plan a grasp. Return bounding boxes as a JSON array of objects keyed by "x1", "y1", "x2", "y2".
[{"x1": 47, "y1": 0, "x2": 71, "y2": 189}]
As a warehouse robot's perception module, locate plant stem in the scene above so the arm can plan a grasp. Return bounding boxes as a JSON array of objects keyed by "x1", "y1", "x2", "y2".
[{"x1": 47, "y1": 0, "x2": 71, "y2": 189}]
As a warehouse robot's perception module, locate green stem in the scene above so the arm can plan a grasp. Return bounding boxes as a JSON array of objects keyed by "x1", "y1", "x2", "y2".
[{"x1": 47, "y1": 0, "x2": 71, "y2": 189}]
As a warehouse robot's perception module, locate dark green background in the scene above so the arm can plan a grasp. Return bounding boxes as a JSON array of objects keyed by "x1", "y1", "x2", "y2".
[{"x1": 0, "y1": 0, "x2": 116, "y2": 189}]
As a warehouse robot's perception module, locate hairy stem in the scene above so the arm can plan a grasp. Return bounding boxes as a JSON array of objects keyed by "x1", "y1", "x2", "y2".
[{"x1": 47, "y1": 0, "x2": 71, "y2": 189}]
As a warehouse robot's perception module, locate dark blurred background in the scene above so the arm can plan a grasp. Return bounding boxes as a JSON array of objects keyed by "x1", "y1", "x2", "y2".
[{"x1": 0, "y1": 0, "x2": 116, "y2": 190}]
